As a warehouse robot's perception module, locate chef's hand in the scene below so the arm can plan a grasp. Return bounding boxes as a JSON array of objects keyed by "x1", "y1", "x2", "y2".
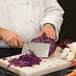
[
  {"x1": 0, "y1": 28, "x2": 23, "y2": 48},
  {"x1": 38, "y1": 24, "x2": 56, "y2": 40}
]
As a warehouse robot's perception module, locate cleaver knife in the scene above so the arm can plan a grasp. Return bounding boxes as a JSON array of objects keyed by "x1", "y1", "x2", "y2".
[{"x1": 21, "y1": 42, "x2": 50, "y2": 57}]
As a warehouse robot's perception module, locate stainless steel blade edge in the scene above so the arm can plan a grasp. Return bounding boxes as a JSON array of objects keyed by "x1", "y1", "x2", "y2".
[{"x1": 22, "y1": 42, "x2": 50, "y2": 57}]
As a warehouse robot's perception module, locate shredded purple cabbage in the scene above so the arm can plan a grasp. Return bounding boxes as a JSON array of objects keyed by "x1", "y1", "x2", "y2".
[
  {"x1": 58, "y1": 39, "x2": 74, "y2": 49},
  {"x1": 8, "y1": 50, "x2": 42, "y2": 67},
  {"x1": 31, "y1": 37, "x2": 56, "y2": 55}
]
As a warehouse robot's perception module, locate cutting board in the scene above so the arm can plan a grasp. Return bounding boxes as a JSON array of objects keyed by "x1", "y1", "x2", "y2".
[{"x1": 0, "y1": 47, "x2": 72, "y2": 76}]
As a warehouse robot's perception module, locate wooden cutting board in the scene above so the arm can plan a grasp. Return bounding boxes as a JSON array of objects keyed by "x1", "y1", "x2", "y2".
[{"x1": 0, "y1": 47, "x2": 72, "y2": 76}]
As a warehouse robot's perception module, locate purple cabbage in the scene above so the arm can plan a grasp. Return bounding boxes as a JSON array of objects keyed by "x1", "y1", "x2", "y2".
[
  {"x1": 58, "y1": 39, "x2": 74, "y2": 49},
  {"x1": 31, "y1": 37, "x2": 57, "y2": 55},
  {"x1": 8, "y1": 50, "x2": 42, "y2": 67}
]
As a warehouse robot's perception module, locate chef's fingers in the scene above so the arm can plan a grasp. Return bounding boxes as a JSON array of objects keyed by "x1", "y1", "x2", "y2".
[
  {"x1": 13, "y1": 38, "x2": 19, "y2": 47},
  {"x1": 49, "y1": 30, "x2": 56, "y2": 40},
  {"x1": 7, "y1": 40, "x2": 14, "y2": 47},
  {"x1": 52, "y1": 31, "x2": 56, "y2": 40},
  {"x1": 17, "y1": 37, "x2": 23, "y2": 48},
  {"x1": 37, "y1": 31, "x2": 44, "y2": 37},
  {"x1": 45, "y1": 31, "x2": 50, "y2": 38},
  {"x1": 7, "y1": 38, "x2": 18, "y2": 47},
  {"x1": 37, "y1": 29, "x2": 56, "y2": 40}
]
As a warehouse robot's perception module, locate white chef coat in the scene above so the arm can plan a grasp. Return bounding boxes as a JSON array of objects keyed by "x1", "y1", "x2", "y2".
[{"x1": 0, "y1": 0, "x2": 64, "y2": 47}]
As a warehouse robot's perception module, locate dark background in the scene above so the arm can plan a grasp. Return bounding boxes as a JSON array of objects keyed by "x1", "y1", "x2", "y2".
[{"x1": 57, "y1": 0, "x2": 76, "y2": 44}]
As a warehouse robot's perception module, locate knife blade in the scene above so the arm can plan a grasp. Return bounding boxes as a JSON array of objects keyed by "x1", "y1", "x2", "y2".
[{"x1": 21, "y1": 42, "x2": 50, "y2": 57}]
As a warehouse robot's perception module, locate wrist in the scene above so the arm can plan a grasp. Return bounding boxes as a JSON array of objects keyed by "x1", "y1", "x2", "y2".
[{"x1": 44, "y1": 23, "x2": 55, "y2": 29}]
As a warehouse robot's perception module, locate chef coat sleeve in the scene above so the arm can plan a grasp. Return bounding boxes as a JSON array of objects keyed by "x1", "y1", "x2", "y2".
[{"x1": 40, "y1": 0, "x2": 64, "y2": 41}]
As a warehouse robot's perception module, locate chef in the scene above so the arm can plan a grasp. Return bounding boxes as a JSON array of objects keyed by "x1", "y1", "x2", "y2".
[{"x1": 0, "y1": 0, "x2": 64, "y2": 48}]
